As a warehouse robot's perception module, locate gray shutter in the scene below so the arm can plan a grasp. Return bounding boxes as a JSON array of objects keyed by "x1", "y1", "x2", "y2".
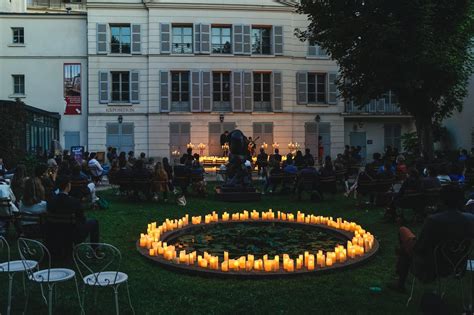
[
  {"x1": 202, "y1": 71, "x2": 212, "y2": 112},
  {"x1": 97, "y1": 23, "x2": 107, "y2": 54},
  {"x1": 194, "y1": 24, "x2": 201, "y2": 54},
  {"x1": 273, "y1": 71, "x2": 282, "y2": 112},
  {"x1": 131, "y1": 24, "x2": 141, "y2": 54},
  {"x1": 296, "y1": 71, "x2": 308, "y2": 105},
  {"x1": 191, "y1": 71, "x2": 201, "y2": 112},
  {"x1": 243, "y1": 25, "x2": 251, "y2": 55},
  {"x1": 160, "y1": 71, "x2": 170, "y2": 112},
  {"x1": 273, "y1": 26, "x2": 283, "y2": 55},
  {"x1": 160, "y1": 23, "x2": 171, "y2": 54},
  {"x1": 232, "y1": 71, "x2": 243, "y2": 112},
  {"x1": 99, "y1": 71, "x2": 109, "y2": 104},
  {"x1": 200, "y1": 24, "x2": 211, "y2": 54},
  {"x1": 308, "y1": 44, "x2": 317, "y2": 56},
  {"x1": 243, "y1": 71, "x2": 253, "y2": 112},
  {"x1": 130, "y1": 70, "x2": 139, "y2": 104},
  {"x1": 233, "y1": 25, "x2": 243, "y2": 55},
  {"x1": 328, "y1": 72, "x2": 338, "y2": 105}
]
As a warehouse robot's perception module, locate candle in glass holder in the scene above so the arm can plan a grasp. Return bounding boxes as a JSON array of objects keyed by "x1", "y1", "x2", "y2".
[
  {"x1": 326, "y1": 257, "x2": 333, "y2": 267},
  {"x1": 222, "y1": 261, "x2": 229, "y2": 272}
]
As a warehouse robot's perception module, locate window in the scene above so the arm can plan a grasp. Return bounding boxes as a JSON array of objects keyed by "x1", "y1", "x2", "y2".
[
  {"x1": 253, "y1": 123, "x2": 273, "y2": 148},
  {"x1": 384, "y1": 124, "x2": 402, "y2": 150},
  {"x1": 253, "y1": 73, "x2": 272, "y2": 111},
  {"x1": 110, "y1": 25, "x2": 131, "y2": 54},
  {"x1": 111, "y1": 71, "x2": 130, "y2": 103},
  {"x1": 212, "y1": 72, "x2": 231, "y2": 112},
  {"x1": 172, "y1": 26, "x2": 193, "y2": 54},
  {"x1": 12, "y1": 27, "x2": 24, "y2": 44},
  {"x1": 171, "y1": 71, "x2": 190, "y2": 111},
  {"x1": 211, "y1": 26, "x2": 232, "y2": 54},
  {"x1": 308, "y1": 42, "x2": 328, "y2": 57},
  {"x1": 308, "y1": 73, "x2": 327, "y2": 103},
  {"x1": 12, "y1": 74, "x2": 25, "y2": 95},
  {"x1": 252, "y1": 27, "x2": 271, "y2": 55}
]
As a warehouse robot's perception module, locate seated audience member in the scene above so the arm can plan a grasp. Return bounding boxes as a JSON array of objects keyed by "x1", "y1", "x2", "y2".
[
  {"x1": 57, "y1": 160, "x2": 71, "y2": 177},
  {"x1": 283, "y1": 154, "x2": 298, "y2": 175},
  {"x1": 256, "y1": 148, "x2": 269, "y2": 178},
  {"x1": 11, "y1": 164, "x2": 28, "y2": 203},
  {"x1": 88, "y1": 152, "x2": 106, "y2": 178},
  {"x1": 133, "y1": 159, "x2": 151, "y2": 179},
  {"x1": 334, "y1": 154, "x2": 346, "y2": 170},
  {"x1": 19, "y1": 177, "x2": 48, "y2": 224},
  {"x1": 152, "y1": 162, "x2": 169, "y2": 202},
  {"x1": 294, "y1": 150, "x2": 306, "y2": 170},
  {"x1": 127, "y1": 151, "x2": 136, "y2": 167},
  {"x1": 162, "y1": 157, "x2": 174, "y2": 192},
  {"x1": 466, "y1": 192, "x2": 474, "y2": 214},
  {"x1": 139, "y1": 152, "x2": 146, "y2": 162},
  {"x1": 395, "y1": 155, "x2": 408, "y2": 176},
  {"x1": 437, "y1": 164, "x2": 452, "y2": 185},
  {"x1": 421, "y1": 166, "x2": 442, "y2": 190},
  {"x1": 173, "y1": 157, "x2": 191, "y2": 193},
  {"x1": 384, "y1": 168, "x2": 422, "y2": 220},
  {"x1": 295, "y1": 163, "x2": 320, "y2": 198},
  {"x1": 448, "y1": 163, "x2": 465, "y2": 185},
  {"x1": 263, "y1": 164, "x2": 284, "y2": 193},
  {"x1": 70, "y1": 164, "x2": 97, "y2": 202},
  {"x1": 320, "y1": 157, "x2": 336, "y2": 177},
  {"x1": 35, "y1": 164, "x2": 55, "y2": 202},
  {"x1": 377, "y1": 161, "x2": 395, "y2": 180},
  {"x1": 390, "y1": 185, "x2": 474, "y2": 292},
  {"x1": 304, "y1": 148, "x2": 315, "y2": 167},
  {"x1": 48, "y1": 175, "x2": 100, "y2": 244},
  {"x1": 459, "y1": 149, "x2": 469, "y2": 162},
  {"x1": 0, "y1": 180, "x2": 20, "y2": 235},
  {"x1": 47, "y1": 154, "x2": 58, "y2": 169},
  {"x1": 365, "y1": 153, "x2": 384, "y2": 177}
]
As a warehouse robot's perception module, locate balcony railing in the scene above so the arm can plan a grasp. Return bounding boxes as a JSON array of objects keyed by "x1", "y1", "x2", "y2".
[
  {"x1": 345, "y1": 92, "x2": 403, "y2": 114},
  {"x1": 27, "y1": 0, "x2": 86, "y2": 10}
]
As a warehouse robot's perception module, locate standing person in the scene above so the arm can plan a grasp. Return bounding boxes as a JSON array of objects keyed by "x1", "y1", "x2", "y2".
[
  {"x1": 256, "y1": 148, "x2": 269, "y2": 179},
  {"x1": 162, "y1": 157, "x2": 175, "y2": 192},
  {"x1": 304, "y1": 148, "x2": 315, "y2": 167},
  {"x1": 269, "y1": 148, "x2": 282, "y2": 167},
  {"x1": 106, "y1": 147, "x2": 113, "y2": 164},
  {"x1": 247, "y1": 137, "x2": 257, "y2": 158},
  {"x1": 294, "y1": 150, "x2": 306, "y2": 170},
  {"x1": 152, "y1": 162, "x2": 169, "y2": 202}
]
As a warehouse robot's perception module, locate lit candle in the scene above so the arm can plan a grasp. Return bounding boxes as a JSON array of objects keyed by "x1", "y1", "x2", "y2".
[
  {"x1": 222, "y1": 261, "x2": 229, "y2": 272},
  {"x1": 326, "y1": 257, "x2": 333, "y2": 267}
]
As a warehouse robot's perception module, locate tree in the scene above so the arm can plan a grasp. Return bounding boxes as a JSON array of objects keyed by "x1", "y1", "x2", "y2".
[
  {"x1": 297, "y1": 0, "x2": 474, "y2": 158},
  {"x1": 0, "y1": 99, "x2": 27, "y2": 167}
]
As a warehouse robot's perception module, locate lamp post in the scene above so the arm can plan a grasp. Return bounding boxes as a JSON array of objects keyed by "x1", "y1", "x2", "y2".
[
  {"x1": 315, "y1": 114, "x2": 321, "y2": 165},
  {"x1": 118, "y1": 115, "x2": 123, "y2": 124}
]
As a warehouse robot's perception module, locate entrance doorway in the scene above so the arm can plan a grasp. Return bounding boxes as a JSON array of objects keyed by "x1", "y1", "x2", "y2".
[{"x1": 349, "y1": 131, "x2": 367, "y2": 161}]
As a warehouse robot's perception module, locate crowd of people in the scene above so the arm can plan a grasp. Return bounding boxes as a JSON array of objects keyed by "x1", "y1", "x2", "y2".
[{"x1": 0, "y1": 153, "x2": 100, "y2": 244}]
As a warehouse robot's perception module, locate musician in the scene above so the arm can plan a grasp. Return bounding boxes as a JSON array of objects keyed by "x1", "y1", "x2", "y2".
[{"x1": 247, "y1": 137, "x2": 257, "y2": 157}]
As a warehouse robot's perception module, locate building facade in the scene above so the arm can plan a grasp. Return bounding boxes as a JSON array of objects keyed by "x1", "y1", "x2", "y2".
[{"x1": 0, "y1": 0, "x2": 88, "y2": 153}]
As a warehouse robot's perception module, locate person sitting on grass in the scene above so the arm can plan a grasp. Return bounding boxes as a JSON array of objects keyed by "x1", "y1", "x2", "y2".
[
  {"x1": 48, "y1": 175, "x2": 100, "y2": 244},
  {"x1": 389, "y1": 185, "x2": 474, "y2": 293}
]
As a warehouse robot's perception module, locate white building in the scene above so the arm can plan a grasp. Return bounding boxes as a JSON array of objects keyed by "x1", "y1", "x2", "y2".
[{"x1": 0, "y1": 0, "x2": 88, "y2": 152}]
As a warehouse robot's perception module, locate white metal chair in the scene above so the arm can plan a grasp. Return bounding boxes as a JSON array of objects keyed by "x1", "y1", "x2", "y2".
[
  {"x1": 17, "y1": 237, "x2": 83, "y2": 315},
  {"x1": 0, "y1": 236, "x2": 37, "y2": 315},
  {"x1": 407, "y1": 239, "x2": 473, "y2": 310},
  {"x1": 73, "y1": 243, "x2": 134, "y2": 315}
]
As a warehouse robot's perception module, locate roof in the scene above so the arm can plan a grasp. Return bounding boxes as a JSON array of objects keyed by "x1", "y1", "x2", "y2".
[{"x1": 0, "y1": 100, "x2": 61, "y2": 120}]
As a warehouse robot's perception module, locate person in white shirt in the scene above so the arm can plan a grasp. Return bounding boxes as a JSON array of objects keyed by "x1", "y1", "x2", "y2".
[{"x1": 88, "y1": 152, "x2": 105, "y2": 177}]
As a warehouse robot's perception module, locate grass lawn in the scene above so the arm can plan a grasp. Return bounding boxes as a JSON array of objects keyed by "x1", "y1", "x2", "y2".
[{"x1": 0, "y1": 183, "x2": 466, "y2": 314}]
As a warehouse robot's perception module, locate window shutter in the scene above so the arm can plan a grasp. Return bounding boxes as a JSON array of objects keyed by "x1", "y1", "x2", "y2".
[
  {"x1": 233, "y1": 25, "x2": 243, "y2": 55},
  {"x1": 160, "y1": 71, "x2": 170, "y2": 112},
  {"x1": 194, "y1": 24, "x2": 201, "y2": 54},
  {"x1": 202, "y1": 71, "x2": 212, "y2": 112},
  {"x1": 232, "y1": 71, "x2": 243, "y2": 112},
  {"x1": 160, "y1": 23, "x2": 171, "y2": 54},
  {"x1": 328, "y1": 72, "x2": 338, "y2": 105},
  {"x1": 273, "y1": 26, "x2": 283, "y2": 55},
  {"x1": 243, "y1": 71, "x2": 253, "y2": 112},
  {"x1": 273, "y1": 71, "x2": 283, "y2": 112},
  {"x1": 99, "y1": 71, "x2": 109, "y2": 104},
  {"x1": 200, "y1": 24, "x2": 211, "y2": 54},
  {"x1": 97, "y1": 23, "x2": 107, "y2": 54},
  {"x1": 191, "y1": 70, "x2": 201, "y2": 112},
  {"x1": 130, "y1": 70, "x2": 140, "y2": 104},
  {"x1": 243, "y1": 25, "x2": 251, "y2": 55},
  {"x1": 131, "y1": 24, "x2": 141, "y2": 54},
  {"x1": 296, "y1": 71, "x2": 308, "y2": 105}
]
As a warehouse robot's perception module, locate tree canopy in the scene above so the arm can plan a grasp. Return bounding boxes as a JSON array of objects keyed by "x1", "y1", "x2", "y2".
[{"x1": 298, "y1": 0, "x2": 474, "y2": 156}]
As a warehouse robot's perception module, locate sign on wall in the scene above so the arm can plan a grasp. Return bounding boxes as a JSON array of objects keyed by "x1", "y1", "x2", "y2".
[{"x1": 64, "y1": 63, "x2": 82, "y2": 115}]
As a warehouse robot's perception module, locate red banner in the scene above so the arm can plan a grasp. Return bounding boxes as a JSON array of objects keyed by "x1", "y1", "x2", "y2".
[{"x1": 64, "y1": 63, "x2": 82, "y2": 115}]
